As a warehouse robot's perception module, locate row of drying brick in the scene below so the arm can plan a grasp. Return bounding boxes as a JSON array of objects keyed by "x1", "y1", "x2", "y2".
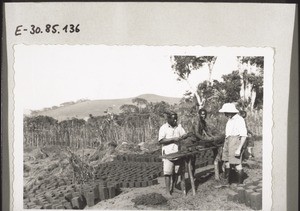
[
  {"x1": 24, "y1": 180, "x2": 119, "y2": 209},
  {"x1": 93, "y1": 162, "x2": 163, "y2": 182},
  {"x1": 115, "y1": 150, "x2": 215, "y2": 163},
  {"x1": 227, "y1": 179, "x2": 262, "y2": 210},
  {"x1": 25, "y1": 161, "x2": 162, "y2": 196},
  {"x1": 24, "y1": 176, "x2": 159, "y2": 209},
  {"x1": 115, "y1": 154, "x2": 162, "y2": 162},
  {"x1": 24, "y1": 162, "x2": 161, "y2": 210}
]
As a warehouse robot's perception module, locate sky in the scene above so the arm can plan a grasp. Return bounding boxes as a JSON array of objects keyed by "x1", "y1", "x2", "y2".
[{"x1": 14, "y1": 45, "x2": 238, "y2": 110}]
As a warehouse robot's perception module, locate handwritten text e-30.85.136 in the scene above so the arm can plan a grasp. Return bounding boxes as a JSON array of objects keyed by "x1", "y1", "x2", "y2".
[{"x1": 15, "y1": 24, "x2": 80, "y2": 36}]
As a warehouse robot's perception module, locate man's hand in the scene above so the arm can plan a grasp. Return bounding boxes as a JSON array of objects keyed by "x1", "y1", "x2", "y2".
[{"x1": 180, "y1": 133, "x2": 190, "y2": 139}]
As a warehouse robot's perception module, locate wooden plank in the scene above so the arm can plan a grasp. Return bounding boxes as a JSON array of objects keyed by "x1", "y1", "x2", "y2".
[{"x1": 161, "y1": 145, "x2": 222, "y2": 160}]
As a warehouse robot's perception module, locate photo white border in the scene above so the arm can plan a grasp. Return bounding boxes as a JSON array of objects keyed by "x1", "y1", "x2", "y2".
[
  {"x1": 13, "y1": 45, "x2": 273, "y2": 211},
  {"x1": 3, "y1": 2, "x2": 297, "y2": 211}
]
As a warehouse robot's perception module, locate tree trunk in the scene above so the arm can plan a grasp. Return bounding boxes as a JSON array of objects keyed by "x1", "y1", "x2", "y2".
[{"x1": 250, "y1": 88, "x2": 257, "y2": 110}]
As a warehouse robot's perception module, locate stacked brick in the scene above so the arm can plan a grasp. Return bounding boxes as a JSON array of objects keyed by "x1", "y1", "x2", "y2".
[
  {"x1": 24, "y1": 150, "x2": 214, "y2": 209},
  {"x1": 115, "y1": 153, "x2": 162, "y2": 162},
  {"x1": 93, "y1": 161, "x2": 161, "y2": 189},
  {"x1": 24, "y1": 155, "x2": 162, "y2": 209},
  {"x1": 227, "y1": 179, "x2": 263, "y2": 210},
  {"x1": 194, "y1": 149, "x2": 215, "y2": 166}
]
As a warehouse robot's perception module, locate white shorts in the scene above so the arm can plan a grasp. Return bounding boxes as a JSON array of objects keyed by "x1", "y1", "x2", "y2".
[{"x1": 163, "y1": 159, "x2": 184, "y2": 175}]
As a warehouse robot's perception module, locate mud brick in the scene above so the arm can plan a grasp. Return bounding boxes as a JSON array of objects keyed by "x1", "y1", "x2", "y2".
[
  {"x1": 252, "y1": 179, "x2": 261, "y2": 186},
  {"x1": 26, "y1": 202, "x2": 36, "y2": 208},
  {"x1": 114, "y1": 183, "x2": 120, "y2": 189},
  {"x1": 147, "y1": 180, "x2": 154, "y2": 186},
  {"x1": 39, "y1": 198, "x2": 48, "y2": 205},
  {"x1": 52, "y1": 199, "x2": 61, "y2": 206},
  {"x1": 122, "y1": 182, "x2": 129, "y2": 188},
  {"x1": 134, "y1": 181, "x2": 142, "y2": 187},
  {"x1": 245, "y1": 189, "x2": 255, "y2": 207},
  {"x1": 59, "y1": 196, "x2": 66, "y2": 203},
  {"x1": 129, "y1": 181, "x2": 135, "y2": 188},
  {"x1": 29, "y1": 205, "x2": 42, "y2": 209},
  {"x1": 72, "y1": 191, "x2": 80, "y2": 198},
  {"x1": 93, "y1": 184, "x2": 100, "y2": 199},
  {"x1": 66, "y1": 180, "x2": 72, "y2": 185},
  {"x1": 57, "y1": 190, "x2": 65, "y2": 197},
  {"x1": 71, "y1": 196, "x2": 84, "y2": 209},
  {"x1": 23, "y1": 198, "x2": 30, "y2": 204},
  {"x1": 65, "y1": 192, "x2": 73, "y2": 202},
  {"x1": 254, "y1": 188, "x2": 262, "y2": 194},
  {"x1": 250, "y1": 192, "x2": 262, "y2": 210},
  {"x1": 244, "y1": 181, "x2": 254, "y2": 188},
  {"x1": 98, "y1": 180, "x2": 107, "y2": 187},
  {"x1": 152, "y1": 179, "x2": 158, "y2": 185},
  {"x1": 207, "y1": 159, "x2": 214, "y2": 165},
  {"x1": 98, "y1": 187, "x2": 109, "y2": 200},
  {"x1": 39, "y1": 183, "x2": 46, "y2": 190},
  {"x1": 63, "y1": 201, "x2": 72, "y2": 209},
  {"x1": 237, "y1": 184, "x2": 246, "y2": 188},
  {"x1": 32, "y1": 198, "x2": 41, "y2": 205},
  {"x1": 44, "y1": 204, "x2": 52, "y2": 209},
  {"x1": 257, "y1": 182, "x2": 263, "y2": 189},
  {"x1": 227, "y1": 190, "x2": 239, "y2": 202},
  {"x1": 247, "y1": 185, "x2": 257, "y2": 190},
  {"x1": 236, "y1": 187, "x2": 246, "y2": 203},
  {"x1": 44, "y1": 193, "x2": 53, "y2": 202},
  {"x1": 28, "y1": 193, "x2": 35, "y2": 199},
  {"x1": 152, "y1": 173, "x2": 158, "y2": 178},
  {"x1": 85, "y1": 190, "x2": 95, "y2": 207},
  {"x1": 141, "y1": 181, "x2": 148, "y2": 187},
  {"x1": 54, "y1": 203, "x2": 65, "y2": 209},
  {"x1": 108, "y1": 186, "x2": 116, "y2": 198}
]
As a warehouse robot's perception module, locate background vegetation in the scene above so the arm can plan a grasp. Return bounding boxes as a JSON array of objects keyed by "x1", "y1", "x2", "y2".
[{"x1": 24, "y1": 56, "x2": 263, "y2": 149}]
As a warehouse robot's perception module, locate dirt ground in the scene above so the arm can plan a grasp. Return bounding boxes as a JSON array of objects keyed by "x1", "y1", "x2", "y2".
[
  {"x1": 24, "y1": 139, "x2": 262, "y2": 210},
  {"x1": 87, "y1": 140, "x2": 262, "y2": 210}
]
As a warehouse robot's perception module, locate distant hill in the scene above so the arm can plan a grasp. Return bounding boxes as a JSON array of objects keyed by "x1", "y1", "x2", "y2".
[{"x1": 29, "y1": 94, "x2": 181, "y2": 121}]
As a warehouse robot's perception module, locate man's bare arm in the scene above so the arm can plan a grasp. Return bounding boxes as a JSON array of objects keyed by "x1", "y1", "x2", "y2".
[
  {"x1": 194, "y1": 123, "x2": 212, "y2": 140},
  {"x1": 159, "y1": 137, "x2": 180, "y2": 145}
]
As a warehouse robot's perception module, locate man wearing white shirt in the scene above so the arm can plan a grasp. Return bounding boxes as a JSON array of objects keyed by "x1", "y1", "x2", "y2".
[
  {"x1": 158, "y1": 110, "x2": 188, "y2": 196},
  {"x1": 219, "y1": 103, "x2": 247, "y2": 184}
]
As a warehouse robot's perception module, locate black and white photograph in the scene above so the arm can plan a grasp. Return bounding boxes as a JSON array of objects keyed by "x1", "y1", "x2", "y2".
[
  {"x1": 13, "y1": 45, "x2": 273, "y2": 210},
  {"x1": 3, "y1": 3, "x2": 297, "y2": 211}
]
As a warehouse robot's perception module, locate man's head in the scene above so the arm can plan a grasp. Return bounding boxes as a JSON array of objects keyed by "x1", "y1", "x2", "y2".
[
  {"x1": 198, "y1": 108, "x2": 207, "y2": 120},
  {"x1": 165, "y1": 110, "x2": 178, "y2": 127},
  {"x1": 219, "y1": 103, "x2": 239, "y2": 118}
]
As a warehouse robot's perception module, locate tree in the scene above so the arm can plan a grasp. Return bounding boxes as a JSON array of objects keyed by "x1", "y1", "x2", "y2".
[
  {"x1": 195, "y1": 71, "x2": 243, "y2": 114},
  {"x1": 152, "y1": 101, "x2": 172, "y2": 117},
  {"x1": 238, "y1": 56, "x2": 264, "y2": 110},
  {"x1": 170, "y1": 55, "x2": 217, "y2": 110},
  {"x1": 119, "y1": 104, "x2": 139, "y2": 114},
  {"x1": 132, "y1": 97, "x2": 148, "y2": 113},
  {"x1": 221, "y1": 70, "x2": 242, "y2": 103}
]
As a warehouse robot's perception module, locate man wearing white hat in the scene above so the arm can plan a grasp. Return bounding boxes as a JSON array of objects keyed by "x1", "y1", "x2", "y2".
[{"x1": 219, "y1": 103, "x2": 248, "y2": 184}]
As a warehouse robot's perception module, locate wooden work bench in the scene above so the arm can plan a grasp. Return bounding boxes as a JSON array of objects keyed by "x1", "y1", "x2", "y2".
[{"x1": 161, "y1": 144, "x2": 222, "y2": 196}]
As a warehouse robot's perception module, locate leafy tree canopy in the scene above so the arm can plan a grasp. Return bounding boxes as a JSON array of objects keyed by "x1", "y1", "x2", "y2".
[{"x1": 171, "y1": 56, "x2": 216, "y2": 80}]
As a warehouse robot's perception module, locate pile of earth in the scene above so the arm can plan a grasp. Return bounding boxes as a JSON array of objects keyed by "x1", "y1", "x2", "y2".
[{"x1": 132, "y1": 193, "x2": 168, "y2": 206}]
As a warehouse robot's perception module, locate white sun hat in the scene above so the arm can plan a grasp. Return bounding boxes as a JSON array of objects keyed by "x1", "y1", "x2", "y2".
[{"x1": 219, "y1": 103, "x2": 239, "y2": 113}]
